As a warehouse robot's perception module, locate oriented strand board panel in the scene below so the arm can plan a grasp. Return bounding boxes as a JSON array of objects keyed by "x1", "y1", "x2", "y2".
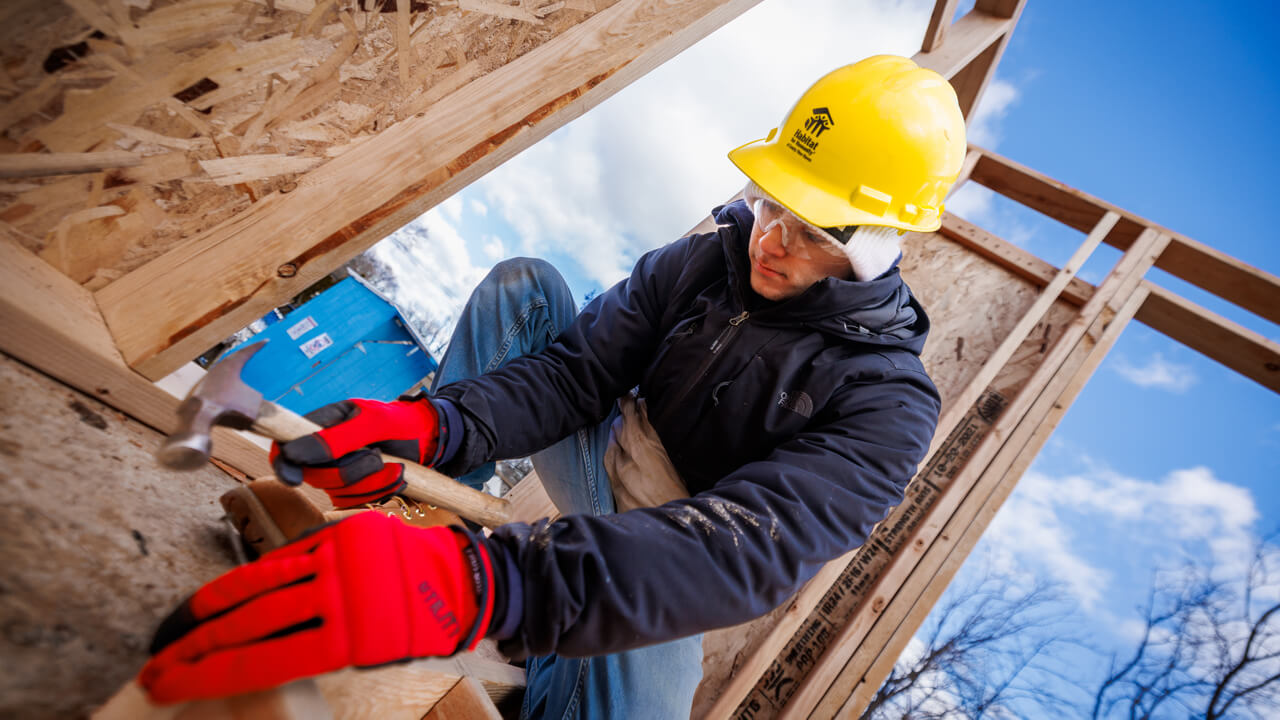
[
  {"x1": 0, "y1": 0, "x2": 619, "y2": 290},
  {"x1": 0, "y1": 353, "x2": 239, "y2": 719},
  {"x1": 693, "y1": 230, "x2": 1082, "y2": 717}
]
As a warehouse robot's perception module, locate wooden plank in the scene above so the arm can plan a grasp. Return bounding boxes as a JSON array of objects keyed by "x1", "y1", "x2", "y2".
[
  {"x1": 974, "y1": 0, "x2": 1022, "y2": 19},
  {"x1": 913, "y1": 7, "x2": 1013, "y2": 80},
  {"x1": 1153, "y1": 233, "x2": 1280, "y2": 327},
  {"x1": 823, "y1": 285, "x2": 1152, "y2": 718},
  {"x1": 0, "y1": 239, "x2": 271, "y2": 480},
  {"x1": 1136, "y1": 283, "x2": 1280, "y2": 394},
  {"x1": 423, "y1": 677, "x2": 503, "y2": 720},
  {"x1": 948, "y1": 0, "x2": 1025, "y2": 118},
  {"x1": 968, "y1": 146, "x2": 1149, "y2": 247},
  {"x1": 920, "y1": 0, "x2": 962, "y2": 53},
  {"x1": 938, "y1": 212, "x2": 1095, "y2": 306},
  {"x1": 0, "y1": 151, "x2": 141, "y2": 179},
  {"x1": 968, "y1": 147, "x2": 1280, "y2": 325},
  {"x1": 97, "y1": 0, "x2": 765, "y2": 380},
  {"x1": 741, "y1": 230, "x2": 1167, "y2": 719}
]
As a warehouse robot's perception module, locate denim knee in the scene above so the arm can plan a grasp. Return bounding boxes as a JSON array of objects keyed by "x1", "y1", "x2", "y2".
[{"x1": 483, "y1": 258, "x2": 576, "y2": 333}]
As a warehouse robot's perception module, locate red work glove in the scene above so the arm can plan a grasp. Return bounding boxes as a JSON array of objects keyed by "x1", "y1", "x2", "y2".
[
  {"x1": 270, "y1": 397, "x2": 443, "y2": 509},
  {"x1": 140, "y1": 512, "x2": 493, "y2": 704}
]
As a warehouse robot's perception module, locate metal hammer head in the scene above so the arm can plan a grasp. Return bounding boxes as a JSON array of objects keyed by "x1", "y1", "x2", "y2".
[{"x1": 157, "y1": 341, "x2": 267, "y2": 470}]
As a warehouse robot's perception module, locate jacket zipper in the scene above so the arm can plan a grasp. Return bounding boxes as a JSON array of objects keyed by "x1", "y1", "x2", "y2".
[{"x1": 655, "y1": 310, "x2": 749, "y2": 429}]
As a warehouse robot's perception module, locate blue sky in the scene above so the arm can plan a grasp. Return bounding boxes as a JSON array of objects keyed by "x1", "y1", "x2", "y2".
[{"x1": 366, "y1": 0, "x2": 1279, "y2": 702}]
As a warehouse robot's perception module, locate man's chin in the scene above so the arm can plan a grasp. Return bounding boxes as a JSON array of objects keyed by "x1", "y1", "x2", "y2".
[{"x1": 750, "y1": 270, "x2": 792, "y2": 301}]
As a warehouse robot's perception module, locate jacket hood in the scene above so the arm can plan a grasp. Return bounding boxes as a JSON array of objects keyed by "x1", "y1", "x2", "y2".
[{"x1": 712, "y1": 200, "x2": 931, "y2": 355}]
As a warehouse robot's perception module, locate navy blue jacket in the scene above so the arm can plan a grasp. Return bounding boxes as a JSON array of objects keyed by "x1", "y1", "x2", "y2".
[{"x1": 434, "y1": 200, "x2": 941, "y2": 659}]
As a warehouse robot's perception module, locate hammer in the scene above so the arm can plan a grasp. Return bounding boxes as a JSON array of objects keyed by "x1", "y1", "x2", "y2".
[{"x1": 157, "y1": 341, "x2": 510, "y2": 528}]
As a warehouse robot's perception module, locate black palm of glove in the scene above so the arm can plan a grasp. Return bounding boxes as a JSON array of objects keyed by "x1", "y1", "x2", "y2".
[{"x1": 269, "y1": 397, "x2": 442, "y2": 509}]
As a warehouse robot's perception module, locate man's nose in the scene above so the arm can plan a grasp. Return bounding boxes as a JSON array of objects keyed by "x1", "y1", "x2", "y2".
[{"x1": 758, "y1": 223, "x2": 787, "y2": 257}]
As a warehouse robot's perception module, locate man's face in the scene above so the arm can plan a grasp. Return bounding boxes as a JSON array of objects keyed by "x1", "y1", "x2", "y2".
[{"x1": 747, "y1": 204, "x2": 853, "y2": 301}]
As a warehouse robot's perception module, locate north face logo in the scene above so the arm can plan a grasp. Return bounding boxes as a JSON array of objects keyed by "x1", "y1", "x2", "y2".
[
  {"x1": 778, "y1": 390, "x2": 814, "y2": 418},
  {"x1": 804, "y1": 108, "x2": 835, "y2": 137}
]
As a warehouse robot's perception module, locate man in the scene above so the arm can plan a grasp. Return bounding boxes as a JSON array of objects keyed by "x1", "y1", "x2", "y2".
[{"x1": 140, "y1": 55, "x2": 966, "y2": 717}]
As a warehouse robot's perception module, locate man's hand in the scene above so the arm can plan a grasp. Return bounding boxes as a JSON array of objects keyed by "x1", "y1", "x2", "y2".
[
  {"x1": 270, "y1": 397, "x2": 442, "y2": 508},
  {"x1": 140, "y1": 512, "x2": 493, "y2": 704}
]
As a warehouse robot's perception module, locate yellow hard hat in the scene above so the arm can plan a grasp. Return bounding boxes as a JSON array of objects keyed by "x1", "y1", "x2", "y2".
[{"x1": 728, "y1": 55, "x2": 966, "y2": 234}]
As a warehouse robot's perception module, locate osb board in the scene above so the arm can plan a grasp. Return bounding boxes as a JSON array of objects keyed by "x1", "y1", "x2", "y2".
[
  {"x1": 0, "y1": 0, "x2": 611, "y2": 289},
  {"x1": 693, "y1": 231, "x2": 1081, "y2": 717},
  {"x1": 0, "y1": 352, "x2": 240, "y2": 719}
]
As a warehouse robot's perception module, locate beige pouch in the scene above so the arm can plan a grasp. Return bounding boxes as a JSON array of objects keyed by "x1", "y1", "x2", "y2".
[{"x1": 603, "y1": 391, "x2": 690, "y2": 512}]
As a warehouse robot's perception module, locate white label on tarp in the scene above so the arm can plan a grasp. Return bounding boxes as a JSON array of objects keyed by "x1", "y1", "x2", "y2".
[
  {"x1": 287, "y1": 316, "x2": 318, "y2": 340},
  {"x1": 299, "y1": 333, "x2": 332, "y2": 359}
]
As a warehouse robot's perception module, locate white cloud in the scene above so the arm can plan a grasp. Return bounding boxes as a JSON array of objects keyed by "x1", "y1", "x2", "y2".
[
  {"x1": 438, "y1": 195, "x2": 464, "y2": 224},
  {"x1": 1111, "y1": 352, "x2": 1197, "y2": 392},
  {"x1": 465, "y1": 0, "x2": 935, "y2": 288},
  {"x1": 481, "y1": 234, "x2": 505, "y2": 261},
  {"x1": 986, "y1": 463, "x2": 1260, "y2": 611},
  {"x1": 468, "y1": 198, "x2": 488, "y2": 217}
]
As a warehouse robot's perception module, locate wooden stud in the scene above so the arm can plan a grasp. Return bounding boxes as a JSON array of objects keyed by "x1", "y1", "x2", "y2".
[
  {"x1": 920, "y1": 0, "x2": 962, "y2": 53},
  {"x1": 824, "y1": 285, "x2": 1153, "y2": 718},
  {"x1": 967, "y1": 147, "x2": 1280, "y2": 325},
  {"x1": 1136, "y1": 283, "x2": 1280, "y2": 394},
  {"x1": 758, "y1": 229, "x2": 1167, "y2": 719},
  {"x1": 914, "y1": 7, "x2": 1014, "y2": 80}
]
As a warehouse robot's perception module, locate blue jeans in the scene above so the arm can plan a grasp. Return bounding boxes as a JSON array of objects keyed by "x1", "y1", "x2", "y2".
[{"x1": 430, "y1": 258, "x2": 703, "y2": 719}]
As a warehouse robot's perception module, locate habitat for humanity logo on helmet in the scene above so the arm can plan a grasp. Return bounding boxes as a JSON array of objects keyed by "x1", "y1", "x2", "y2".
[{"x1": 787, "y1": 107, "x2": 834, "y2": 162}]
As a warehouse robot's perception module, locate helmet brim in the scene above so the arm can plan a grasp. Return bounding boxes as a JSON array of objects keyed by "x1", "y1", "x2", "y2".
[{"x1": 728, "y1": 138, "x2": 943, "y2": 234}]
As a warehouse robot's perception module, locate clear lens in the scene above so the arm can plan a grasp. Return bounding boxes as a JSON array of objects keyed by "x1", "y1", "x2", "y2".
[{"x1": 743, "y1": 185, "x2": 844, "y2": 260}]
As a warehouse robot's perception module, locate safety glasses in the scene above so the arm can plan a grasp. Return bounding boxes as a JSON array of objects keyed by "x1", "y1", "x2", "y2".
[{"x1": 742, "y1": 184, "x2": 855, "y2": 260}]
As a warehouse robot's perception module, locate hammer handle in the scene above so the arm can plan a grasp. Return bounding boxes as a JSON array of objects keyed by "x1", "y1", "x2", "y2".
[{"x1": 252, "y1": 402, "x2": 511, "y2": 528}]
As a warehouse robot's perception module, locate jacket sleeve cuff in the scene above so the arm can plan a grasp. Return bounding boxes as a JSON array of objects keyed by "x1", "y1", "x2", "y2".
[
  {"x1": 427, "y1": 397, "x2": 465, "y2": 468},
  {"x1": 476, "y1": 535, "x2": 524, "y2": 643}
]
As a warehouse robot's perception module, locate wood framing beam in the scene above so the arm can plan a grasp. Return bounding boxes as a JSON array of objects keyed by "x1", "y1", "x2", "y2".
[
  {"x1": 950, "y1": 0, "x2": 1026, "y2": 118},
  {"x1": 967, "y1": 147, "x2": 1280, "y2": 326},
  {"x1": 769, "y1": 229, "x2": 1168, "y2": 719},
  {"x1": 823, "y1": 284, "x2": 1152, "y2": 718},
  {"x1": 920, "y1": 0, "x2": 962, "y2": 53},
  {"x1": 96, "y1": 0, "x2": 764, "y2": 380},
  {"x1": 914, "y1": 7, "x2": 1015, "y2": 80},
  {"x1": 1136, "y1": 283, "x2": 1280, "y2": 394},
  {"x1": 0, "y1": 240, "x2": 270, "y2": 479}
]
